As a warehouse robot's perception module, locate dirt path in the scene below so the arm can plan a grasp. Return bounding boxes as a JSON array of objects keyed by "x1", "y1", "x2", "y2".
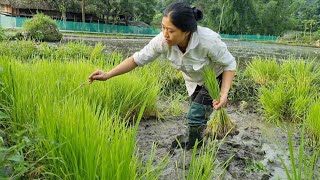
[{"x1": 136, "y1": 105, "x2": 297, "y2": 180}]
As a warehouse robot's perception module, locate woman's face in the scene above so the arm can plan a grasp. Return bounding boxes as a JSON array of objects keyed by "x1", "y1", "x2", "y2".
[{"x1": 161, "y1": 16, "x2": 190, "y2": 47}]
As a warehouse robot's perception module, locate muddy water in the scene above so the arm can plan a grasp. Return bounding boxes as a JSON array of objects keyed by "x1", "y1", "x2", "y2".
[
  {"x1": 136, "y1": 104, "x2": 309, "y2": 180},
  {"x1": 63, "y1": 35, "x2": 320, "y2": 68}
]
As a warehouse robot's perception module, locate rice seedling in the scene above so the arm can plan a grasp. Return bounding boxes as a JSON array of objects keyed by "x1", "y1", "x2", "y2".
[
  {"x1": 306, "y1": 101, "x2": 320, "y2": 146},
  {"x1": 245, "y1": 57, "x2": 280, "y2": 85},
  {"x1": 202, "y1": 66, "x2": 237, "y2": 139},
  {"x1": 185, "y1": 139, "x2": 232, "y2": 180},
  {"x1": 0, "y1": 53, "x2": 169, "y2": 179},
  {"x1": 279, "y1": 127, "x2": 319, "y2": 180},
  {"x1": 259, "y1": 83, "x2": 291, "y2": 124},
  {"x1": 253, "y1": 58, "x2": 319, "y2": 124},
  {"x1": 228, "y1": 69, "x2": 259, "y2": 103}
]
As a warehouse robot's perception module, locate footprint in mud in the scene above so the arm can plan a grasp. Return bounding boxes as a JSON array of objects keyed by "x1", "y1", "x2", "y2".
[{"x1": 217, "y1": 126, "x2": 272, "y2": 180}]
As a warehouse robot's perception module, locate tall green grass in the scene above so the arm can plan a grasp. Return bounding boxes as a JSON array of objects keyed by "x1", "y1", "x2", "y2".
[
  {"x1": 306, "y1": 101, "x2": 320, "y2": 145},
  {"x1": 280, "y1": 127, "x2": 319, "y2": 180},
  {"x1": 0, "y1": 56, "x2": 164, "y2": 178},
  {"x1": 247, "y1": 58, "x2": 320, "y2": 124},
  {"x1": 245, "y1": 57, "x2": 280, "y2": 85},
  {"x1": 183, "y1": 139, "x2": 232, "y2": 180}
]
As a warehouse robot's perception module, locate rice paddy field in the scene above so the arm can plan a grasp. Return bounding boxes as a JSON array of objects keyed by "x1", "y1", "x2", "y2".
[{"x1": 0, "y1": 39, "x2": 320, "y2": 179}]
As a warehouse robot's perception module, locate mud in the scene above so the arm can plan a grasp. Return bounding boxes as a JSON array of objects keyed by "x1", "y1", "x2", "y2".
[
  {"x1": 136, "y1": 105, "x2": 307, "y2": 180},
  {"x1": 62, "y1": 35, "x2": 320, "y2": 68}
]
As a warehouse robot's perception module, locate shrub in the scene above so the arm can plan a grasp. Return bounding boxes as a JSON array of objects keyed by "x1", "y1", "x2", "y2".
[{"x1": 22, "y1": 13, "x2": 62, "y2": 42}]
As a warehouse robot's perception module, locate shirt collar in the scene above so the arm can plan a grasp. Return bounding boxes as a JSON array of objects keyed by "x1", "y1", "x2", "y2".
[
  {"x1": 172, "y1": 29, "x2": 199, "y2": 52},
  {"x1": 186, "y1": 30, "x2": 199, "y2": 51}
]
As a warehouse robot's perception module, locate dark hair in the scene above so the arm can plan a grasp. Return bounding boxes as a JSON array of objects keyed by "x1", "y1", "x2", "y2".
[{"x1": 163, "y1": 2, "x2": 203, "y2": 32}]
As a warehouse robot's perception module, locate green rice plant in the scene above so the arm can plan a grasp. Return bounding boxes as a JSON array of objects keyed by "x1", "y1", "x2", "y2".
[
  {"x1": 37, "y1": 42, "x2": 56, "y2": 59},
  {"x1": 202, "y1": 67, "x2": 237, "y2": 139},
  {"x1": 228, "y1": 69, "x2": 259, "y2": 103},
  {"x1": 255, "y1": 58, "x2": 320, "y2": 123},
  {"x1": 259, "y1": 83, "x2": 291, "y2": 124},
  {"x1": 0, "y1": 40, "x2": 37, "y2": 61},
  {"x1": 90, "y1": 43, "x2": 106, "y2": 62},
  {"x1": 306, "y1": 101, "x2": 320, "y2": 145},
  {"x1": 1, "y1": 55, "x2": 169, "y2": 179},
  {"x1": 54, "y1": 41, "x2": 93, "y2": 61},
  {"x1": 245, "y1": 57, "x2": 280, "y2": 85},
  {"x1": 184, "y1": 139, "x2": 232, "y2": 180},
  {"x1": 35, "y1": 95, "x2": 168, "y2": 179},
  {"x1": 280, "y1": 127, "x2": 319, "y2": 180}
]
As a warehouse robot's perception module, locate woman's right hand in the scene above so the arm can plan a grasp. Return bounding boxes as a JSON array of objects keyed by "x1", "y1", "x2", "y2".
[{"x1": 88, "y1": 70, "x2": 111, "y2": 83}]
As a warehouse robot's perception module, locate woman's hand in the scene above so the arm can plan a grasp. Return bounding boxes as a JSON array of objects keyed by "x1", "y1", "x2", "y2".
[
  {"x1": 212, "y1": 94, "x2": 228, "y2": 110},
  {"x1": 88, "y1": 70, "x2": 110, "y2": 83}
]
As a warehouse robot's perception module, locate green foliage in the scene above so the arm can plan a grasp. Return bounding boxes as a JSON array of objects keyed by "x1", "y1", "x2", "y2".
[
  {"x1": 247, "y1": 58, "x2": 320, "y2": 124},
  {"x1": 229, "y1": 69, "x2": 259, "y2": 103},
  {"x1": 184, "y1": 139, "x2": 230, "y2": 179},
  {"x1": 151, "y1": 13, "x2": 163, "y2": 28},
  {"x1": 0, "y1": 27, "x2": 6, "y2": 41},
  {"x1": 133, "y1": 0, "x2": 157, "y2": 25},
  {"x1": 280, "y1": 127, "x2": 319, "y2": 180},
  {"x1": 202, "y1": 66, "x2": 220, "y2": 100},
  {"x1": 23, "y1": 13, "x2": 62, "y2": 42},
  {"x1": 245, "y1": 57, "x2": 280, "y2": 85},
  {"x1": 306, "y1": 101, "x2": 320, "y2": 145},
  {"x1": 0, "y1": 54, "x2": 164, "y2": 178}
]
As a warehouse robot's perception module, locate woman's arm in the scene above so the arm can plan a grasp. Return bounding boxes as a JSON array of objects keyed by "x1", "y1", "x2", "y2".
[
  {"x1": 88, "y1": 56, "x2": 138, "y2": 83},
  {"x1": 212, "y1": 70, "x2": 235, "y2": 109}
]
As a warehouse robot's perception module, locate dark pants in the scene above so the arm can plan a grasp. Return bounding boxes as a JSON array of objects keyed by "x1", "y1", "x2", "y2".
[{"x1": 187, "y1": 74, "x2": 223, "y2": 126}]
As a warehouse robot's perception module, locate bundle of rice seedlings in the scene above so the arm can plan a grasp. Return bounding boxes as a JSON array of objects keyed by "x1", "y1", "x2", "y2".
[{"x1": 202, "y1": 66, "x2": 238, "y2": 139}]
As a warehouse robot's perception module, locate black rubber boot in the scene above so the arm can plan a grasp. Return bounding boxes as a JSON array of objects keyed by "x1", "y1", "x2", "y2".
[
  {"x1": 170, "y1": 134, "x2": 188, "y2": 150},
  {"x1": 185, "y1": 125, "x2": 206, "y2": 150}
]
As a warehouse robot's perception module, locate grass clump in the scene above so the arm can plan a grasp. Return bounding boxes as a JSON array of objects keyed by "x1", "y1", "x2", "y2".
[
  {"x1": 247, "y1": 58, "x2": 320, "y2": 124},
  {"x1": 245, "y1": 57, "x2": 280, "y2": 85},
  {"x1": 306, "y1": 101, "x2": 320, "y2": 145},
  {"x1": 202, "y1": 67, "x2": 237, "y2": 139}
]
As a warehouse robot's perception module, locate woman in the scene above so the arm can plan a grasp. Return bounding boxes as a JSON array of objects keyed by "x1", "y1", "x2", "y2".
[{"x1": 88, "y1": 2, "x2": 236, "y2": 150}]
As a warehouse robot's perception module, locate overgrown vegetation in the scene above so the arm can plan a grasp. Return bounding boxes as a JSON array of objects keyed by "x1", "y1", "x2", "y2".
[{"x1": 22, "y1": 14, "x2": 62, "y2": 42}]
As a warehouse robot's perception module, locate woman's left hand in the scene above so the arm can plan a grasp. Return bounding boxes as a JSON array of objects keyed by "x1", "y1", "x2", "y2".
[{"x1": 212, "y1": 94, "x2": 228, "y2": 110}]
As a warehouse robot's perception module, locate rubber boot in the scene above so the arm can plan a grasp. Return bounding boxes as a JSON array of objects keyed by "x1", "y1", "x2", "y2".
[
  {"x1": 185, "y1": 125, "x2": 207, "y2": 150},
  {"x1": 170, "y1": 102, "x2": 213, "y2": 152}
]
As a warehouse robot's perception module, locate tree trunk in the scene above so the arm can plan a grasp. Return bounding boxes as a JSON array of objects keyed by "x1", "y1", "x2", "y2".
[
  {"x1": 62, "y1": 11, "x2": 67, "y2": 21},
  {"x1": 81, "y1": 0, "x2": 85, "y2": 23}
]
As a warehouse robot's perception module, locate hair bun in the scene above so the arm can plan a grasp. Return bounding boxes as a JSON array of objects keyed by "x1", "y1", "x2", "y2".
[{"x1": 192, "y1": 7, "x2": 203, "y2": 21}]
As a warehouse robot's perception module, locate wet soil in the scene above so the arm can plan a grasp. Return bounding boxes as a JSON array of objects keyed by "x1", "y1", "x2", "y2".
[
  {"x1": 136, "y1": 104, "x2": 310, "y2": 180},
  {"x1": 62, "y1": 35, "x2": 320, "y2": 68}
]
